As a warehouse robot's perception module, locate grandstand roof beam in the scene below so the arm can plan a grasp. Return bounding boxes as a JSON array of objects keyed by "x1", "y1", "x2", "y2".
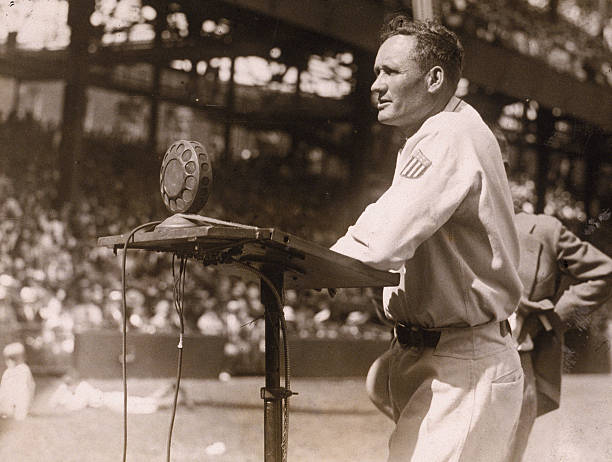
[
  {"x1": 221, "y1": 0, "x2": 612, "y2": 133},
  {"x1": 460, "y1": 34, "x2": 612, "y2": 135},
  {"x1": 222, "y1": 0, "x2": 383, "y2": 52},
  {"x1": 57, "y1": 0, "x2": 95, "y2": 206}
]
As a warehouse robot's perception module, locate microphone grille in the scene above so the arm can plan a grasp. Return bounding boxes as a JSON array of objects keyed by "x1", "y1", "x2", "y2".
[{"x1": 160, "y1": 140, "x2": 213, "y2": 214}]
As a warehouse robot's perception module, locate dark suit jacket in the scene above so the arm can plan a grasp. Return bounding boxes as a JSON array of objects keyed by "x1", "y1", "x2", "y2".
[{"x1": 515, "y1": 212, "x2": 612, "y2": 415}]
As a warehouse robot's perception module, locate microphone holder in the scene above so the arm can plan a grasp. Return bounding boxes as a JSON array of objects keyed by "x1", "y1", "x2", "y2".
[{"x1": 98, "y1": 220, "x2": 398, "y2": 462}]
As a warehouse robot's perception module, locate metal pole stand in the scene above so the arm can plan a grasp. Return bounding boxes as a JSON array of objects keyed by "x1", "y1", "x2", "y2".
[{"x1": 260, "y1": 268, "x2": 284, "y2": 462}]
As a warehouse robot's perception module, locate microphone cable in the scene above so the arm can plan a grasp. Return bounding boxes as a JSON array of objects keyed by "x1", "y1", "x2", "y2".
[
  {"x1": 121, "y1": 220, "x2": 162, "y2": 462},
  {"x1": 166, "y1": 254, "x2": 188, "y2": 462},
  {"x1": 121, "y1": 231, "x2": 292, "y2": 461}
]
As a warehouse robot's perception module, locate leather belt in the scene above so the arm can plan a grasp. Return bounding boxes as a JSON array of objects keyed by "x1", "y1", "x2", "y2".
[
  {"x1": 394, "y1": 323, "x2": 441, "y2": 349},
  {"x1": 394, "y1": 320, "x2": 511, "y2": 349}
]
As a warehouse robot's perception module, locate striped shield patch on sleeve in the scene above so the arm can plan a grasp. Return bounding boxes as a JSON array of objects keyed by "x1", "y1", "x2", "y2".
[{"x1": 400, "y1": 150, "x2": 432, "y2": 179}]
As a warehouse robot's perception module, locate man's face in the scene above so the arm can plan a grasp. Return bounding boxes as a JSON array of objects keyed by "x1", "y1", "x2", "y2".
[{"x1": 371, "y1": 35, "x2": 432, "y2": 135}]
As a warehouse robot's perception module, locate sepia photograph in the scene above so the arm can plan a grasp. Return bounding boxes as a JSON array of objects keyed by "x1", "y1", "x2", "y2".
[{"x1": 0, "y1": 1, "x2": 611, "y2": 461}]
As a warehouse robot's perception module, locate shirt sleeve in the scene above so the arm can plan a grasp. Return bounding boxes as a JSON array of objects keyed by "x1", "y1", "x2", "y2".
[
  {"x1": 553, "y1": 222, "x2": 612, "y2": 326},
  {"x1": 331, "y1": 122, "x2": 480, "y2": 271}
]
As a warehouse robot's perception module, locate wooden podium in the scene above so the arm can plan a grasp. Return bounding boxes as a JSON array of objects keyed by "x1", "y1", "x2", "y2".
[{"x1": 98, "y1": 218, "x2": 398, "y2": 461}]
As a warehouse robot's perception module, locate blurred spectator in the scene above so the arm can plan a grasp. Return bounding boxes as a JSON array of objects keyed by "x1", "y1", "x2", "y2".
[
  {"x1": 49, "y1": 371, "x2": 192, "y2": 414},
  {"x1": 197, "y1": 308, "x2": 225, "y2": 336},
  {"x1": 0, "y1": 342, "x2": 36, "y2": 420}
]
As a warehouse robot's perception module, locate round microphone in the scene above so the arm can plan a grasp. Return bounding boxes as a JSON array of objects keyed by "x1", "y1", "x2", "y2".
[{"x1": 160, "y1": 140, "x2": 213, "y2": 214}]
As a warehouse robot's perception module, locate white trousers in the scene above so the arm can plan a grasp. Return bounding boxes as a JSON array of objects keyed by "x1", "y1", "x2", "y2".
[
  {"x1": 507, "y1": 352, "x2": 538, "y2": 462},
  {"x1": 367, "y1": 322, "x2": 524, "y2": 462}
]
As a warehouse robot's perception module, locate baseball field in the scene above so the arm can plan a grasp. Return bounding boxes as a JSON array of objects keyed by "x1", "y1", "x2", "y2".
[{"x1": 1, "y1": 373, "x2": 610, "y2": 462}]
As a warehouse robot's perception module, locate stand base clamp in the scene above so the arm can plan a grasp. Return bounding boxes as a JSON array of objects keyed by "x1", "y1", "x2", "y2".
[{"x1": 260, "y1": 387, "x2": 298, "y2": 401}]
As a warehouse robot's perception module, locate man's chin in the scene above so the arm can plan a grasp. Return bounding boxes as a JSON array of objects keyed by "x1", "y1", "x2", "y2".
[{"x1": 377, "y1": 113, "x2": 395, "y2": 126}]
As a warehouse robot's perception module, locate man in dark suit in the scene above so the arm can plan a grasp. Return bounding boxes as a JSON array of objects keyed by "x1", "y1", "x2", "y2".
[{"x1": 508, "y1": 211, "x2": 612, "y2": 461}]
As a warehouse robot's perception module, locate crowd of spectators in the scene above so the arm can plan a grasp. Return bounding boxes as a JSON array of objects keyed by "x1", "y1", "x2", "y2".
[{"x1": 0, "y1": 115, "x2": 388, "y2": 375}]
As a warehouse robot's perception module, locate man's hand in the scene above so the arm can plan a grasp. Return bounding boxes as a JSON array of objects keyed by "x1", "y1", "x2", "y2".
[
  {"x1": 517, "y1": 297, "x2": 555, "y2": 315},
  {"x1": 516, "y1": 314, "x2": 544, "y2": 344},
  {"x1": 513, "y1": 297, "x2": 555, "y2": 344}
]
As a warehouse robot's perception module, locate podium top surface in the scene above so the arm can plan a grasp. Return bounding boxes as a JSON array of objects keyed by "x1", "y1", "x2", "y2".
[{"x1": 97, "y1": 218, "x2": 398, "y2": 290}]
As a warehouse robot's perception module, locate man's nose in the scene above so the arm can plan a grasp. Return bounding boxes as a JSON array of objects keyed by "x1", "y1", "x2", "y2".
[{"x1": 371, "y1": 75, "x2": 386, "y2": 95}]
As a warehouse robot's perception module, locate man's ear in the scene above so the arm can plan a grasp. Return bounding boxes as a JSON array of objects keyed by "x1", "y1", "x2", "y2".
[{"x1": 426, "y1": 66, "x2": 444, "y2": 93}]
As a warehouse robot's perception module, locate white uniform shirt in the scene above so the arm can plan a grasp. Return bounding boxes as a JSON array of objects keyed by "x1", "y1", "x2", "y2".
[
  {"x1": 0, "y1": 362, "x2": 35, "y2": 420},
  {"x1": 331, "y1": 97, "x2": 522, "y2": 328}
]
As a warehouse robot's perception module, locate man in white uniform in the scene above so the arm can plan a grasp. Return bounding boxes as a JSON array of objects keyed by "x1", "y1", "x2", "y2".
[
  {"x1": 331, "y1": 17, "x2": 524, "y2": 461},
  {"x1": 0, "y1": 342, "x2": 35, "y2": 420}
]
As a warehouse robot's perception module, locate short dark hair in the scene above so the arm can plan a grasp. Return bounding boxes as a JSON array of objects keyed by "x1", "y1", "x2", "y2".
[{"x1": 380, "y1": 15, "x2": 464, "y2": 90}]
